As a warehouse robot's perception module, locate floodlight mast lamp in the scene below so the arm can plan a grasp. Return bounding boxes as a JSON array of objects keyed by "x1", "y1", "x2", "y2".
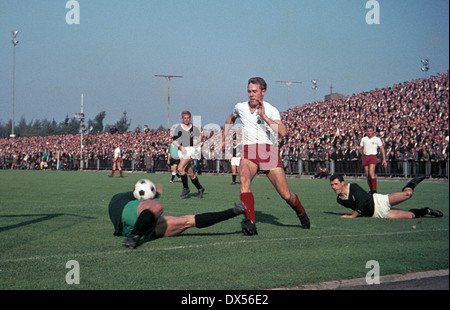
[
  {"x1": 276, "y1": 80, "x2": 302, "y2": 109},
  {"x1": 311, "y1": 80, "x2": 318, "y2": 102},
  {"x1": 155, "y1": 75, "x2": 183, "y2": 129},
  {"x1": 421, "y1": 59, "x2": 430, "y2": 78},
  {"x1": 11, "y1": 30, "x2": 19, "y2": 138}
]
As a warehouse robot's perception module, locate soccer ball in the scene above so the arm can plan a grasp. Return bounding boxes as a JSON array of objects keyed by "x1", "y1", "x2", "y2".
[{"x1": 133, "y1": 179, "x2": 157, "y2": 200}]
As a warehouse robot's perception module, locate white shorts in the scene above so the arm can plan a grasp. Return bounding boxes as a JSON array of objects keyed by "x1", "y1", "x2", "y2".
[
  {"x1": 178, "y1": 147, "x2": 200, "y2": 160},
  {"x1": 372, "y1": 193, "x2": 391, "y2": 218},
  {"x1": 231, "y1": 157, "x2": 240, "y2": 166}
]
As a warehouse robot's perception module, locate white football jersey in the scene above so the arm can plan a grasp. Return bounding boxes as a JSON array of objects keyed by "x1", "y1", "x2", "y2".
[
  {"x1": 360, "y1": 136, "x2": 382, "y2": 155},
  {"x1": 232, "y1": 101, "x2": 281, "y2": 145},
  {"x1": 114, "y1": 147, "x2": 122, "y2": 159}
]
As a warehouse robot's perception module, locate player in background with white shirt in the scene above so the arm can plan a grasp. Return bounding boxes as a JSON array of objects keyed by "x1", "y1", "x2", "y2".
[
  {"x1": 359, "y1": 124, "x2": 387, "y2": 193},
  {"x1": 222, "y1": 77, "x2": 310, "y2": 235},
  {"x1": 110, "y1": 143, "x2": 123, "y2": 178},
  {"x1": 230, "y1": 133, "x2": 241, "y2": 185}
]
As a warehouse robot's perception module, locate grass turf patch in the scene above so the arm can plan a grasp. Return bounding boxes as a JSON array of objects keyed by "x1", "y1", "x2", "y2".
[{"x1": 0, "y1": 170, "x2": 448, "y2": 290}]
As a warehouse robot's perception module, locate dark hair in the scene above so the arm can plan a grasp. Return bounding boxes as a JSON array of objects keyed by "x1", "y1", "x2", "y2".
[
  {"x1": 248, "y1": 77, "x2": 267, "y2": 91},
  {"x1": 330, "y1": 174, "x2": 344, "y2": 182}
]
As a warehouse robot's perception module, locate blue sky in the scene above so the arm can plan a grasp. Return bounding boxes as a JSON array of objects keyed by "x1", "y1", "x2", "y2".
[{"x1": 0, "y1": 0, "x2": 448, "y2": 130}]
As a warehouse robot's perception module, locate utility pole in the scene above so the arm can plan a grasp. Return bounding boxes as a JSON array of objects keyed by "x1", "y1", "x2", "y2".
[
  {"x1": 276, "y1": 80, "x2": 302, "y2": 109},
  {"x1": 155, "y1": 75, "x2": 183, "y2": 129},
  {"x1": 10, "y1": 30, "x2": 19, "y2": 138}
]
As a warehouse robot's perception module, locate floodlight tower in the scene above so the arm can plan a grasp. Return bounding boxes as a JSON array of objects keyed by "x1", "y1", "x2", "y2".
[
  {"x1": 10, "y1": 30, "x2": 19, "y2": 138},
  {"x1": 276, "y1": 80, "x2": 302, "y2": 109},
  {"x1": 74, "y1": 94, "x2": 85, "y2": 170},
  {"x1": 155, "y1": 75, "x2": 183, "y2": 129}
]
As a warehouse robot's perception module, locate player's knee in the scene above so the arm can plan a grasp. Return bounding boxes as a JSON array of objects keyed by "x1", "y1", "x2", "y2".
[
  {"x1": 239, "y1": 175, "x2": 251, "y2": 187},
  {"x1": 139, "y1": 200, "x2": 164, "y2": 217},
  {"x1": 403, "y1": 188, "x2": 413, "y2": 199},
  {"x1": 153, "y1": 204, "x2": 164, "y2": 217},
  {"x1": 280, "y1": 191, "x2": 292, "y2": 202}
]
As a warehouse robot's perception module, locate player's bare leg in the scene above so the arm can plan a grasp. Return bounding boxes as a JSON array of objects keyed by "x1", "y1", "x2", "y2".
[
  {"x1": 177, "y1": 158, "x2": 191, "y2": 197},
  {"x1": 388, "y1": 189, "x2": 414, "y2": 206},
  {"x1": 177, "y1": 158, "x2": 204, "y2": 198},
  {"x1": 231, "y1": 164, "x2": 239, "y2": 184},
  {"x1": 117, "y1": 161, "x2": 123, "y2": 177},
  {"x1": 386, "y1": 176, "x2": 442, "y2": 219},
  {"x1": 389, "y1": 175, "x2": 427, "y2": 206},
  {"x1": 239, "y1": 159, "x2": 258, "y2": 194},
  {"x1": 155, "y1": 202, "x2": 247, "y2": 237},
  {"x1": 186, "y1": 165, "x2": 205, "y2": 198},
  {"x1": 267, "y1": 167, "x2": 310, "y2": 229},
  {"x1": 110, "y1": 160, "x2": 117, "y2": 177},
  {"x1": 365, "y1": 164, "x2": 377, "y2": 193},
  {"x1": 238, "y1": 159, "x2": 258, "y2": 235},
  {"x1": 155, "y1": 215, "x2": 195, "y2": 237},
  {"x1": 385, "y1": 209, "x2": 415, "y2": 219},
  {"x1": 137, "y1": 199, "x2": 164, "y2": 217}
]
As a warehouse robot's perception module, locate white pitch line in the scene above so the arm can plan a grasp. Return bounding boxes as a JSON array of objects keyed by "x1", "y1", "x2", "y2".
[{"x1": 0, "y1": 228, "x2": 448, "y2": 264}]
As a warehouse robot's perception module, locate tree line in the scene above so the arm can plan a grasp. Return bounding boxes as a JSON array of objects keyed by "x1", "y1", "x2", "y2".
[{"x1": 0, "y1": 111, "x2": 132, "y2": 138}]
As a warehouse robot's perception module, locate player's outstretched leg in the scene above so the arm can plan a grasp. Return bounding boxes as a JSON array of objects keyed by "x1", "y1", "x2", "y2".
[
  {"x1": 289, "y1": 193, "x2": 310, "y2": 229},
  {"x1": 409, "y1": 207, "x2": 444, "y2": 218},
  {"x1": 402, "y1": 175, "x2": 426, "y2": 192},
  {"x1": 424, "y1": 207, "x2": 444, "y2": 217},
  {"x1": 194, "y1": 202, "x2": 247, "y2": 228}
]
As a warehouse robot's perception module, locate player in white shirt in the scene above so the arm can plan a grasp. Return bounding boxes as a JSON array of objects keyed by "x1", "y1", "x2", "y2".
[
  {"x1": 359, "y1": 124, "x2": 387, "y2": 193},
  {"x1": 230, "y1": 135, "x2": 241, "y2": 185},
  {"x1": 110, "y1": 143, "x2": 123, "y2": 178},
  {"x1": 223, "y1": 77, "x2": 310, "y2": 235}
]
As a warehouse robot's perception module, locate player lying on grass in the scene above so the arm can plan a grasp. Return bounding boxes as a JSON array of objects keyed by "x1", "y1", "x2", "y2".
[
  {"x1": 329, "y1": 174, "x2": 443, "y2": 219},
  {"x1": 108, "y1": 183, "x2": 246, "y2": 249}
]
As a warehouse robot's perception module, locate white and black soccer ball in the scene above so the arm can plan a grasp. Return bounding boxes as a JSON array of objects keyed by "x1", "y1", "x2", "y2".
[{"x1": 133, "y1": 179, "x2": 157, "y2": 200}]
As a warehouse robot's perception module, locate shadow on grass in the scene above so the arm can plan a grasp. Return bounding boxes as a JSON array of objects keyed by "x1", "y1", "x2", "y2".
[
  {"x1": 255, "y1": 210, "x2": 299, "y2": 228},
  {"x1": 174, "y1": 210, "x2": 299, "y2": 238},
  {"x1": 0, "y1": 214, "x2": 95, "y2": 233}
]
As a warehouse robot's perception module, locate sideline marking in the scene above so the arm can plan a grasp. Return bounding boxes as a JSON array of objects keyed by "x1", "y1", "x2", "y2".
[{"x1": 1, "y1": 228, "x2": 448, "y2": 264}]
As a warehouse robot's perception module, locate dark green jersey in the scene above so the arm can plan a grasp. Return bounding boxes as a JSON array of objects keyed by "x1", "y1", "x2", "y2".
[{"x1": 108, "y1": 191, "x2": 135, "y2": 236}]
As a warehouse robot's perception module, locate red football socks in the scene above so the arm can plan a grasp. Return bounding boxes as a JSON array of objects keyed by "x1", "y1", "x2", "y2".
[
  {"x1": 240, "y1": 192, "x2": 255, "y2": 223},
  {"x1": 368, "y1": 178, "x2": 377, "y2": 192},
  {"x1": 290, "y1": 193, "x2": 305, "y2": 217}
]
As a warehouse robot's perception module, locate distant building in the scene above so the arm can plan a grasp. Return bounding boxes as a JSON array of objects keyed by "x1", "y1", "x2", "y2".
[
  {"x1": 324, "y1": 92, "x2": 345, "y2": 102},
  {"x1": 324, "y1": 84, "x2": 345, "y2": 102}
]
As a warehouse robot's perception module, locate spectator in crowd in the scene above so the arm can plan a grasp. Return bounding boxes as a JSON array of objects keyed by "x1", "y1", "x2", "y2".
[{"x1": 0, "y1": 74, "x2": 448, "y2": 181}]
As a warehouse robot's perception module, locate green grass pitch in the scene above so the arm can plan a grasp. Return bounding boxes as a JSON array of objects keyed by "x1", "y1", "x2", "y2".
[{"x1": 0, "y1": 170, "x2": 448, "y2": 290}]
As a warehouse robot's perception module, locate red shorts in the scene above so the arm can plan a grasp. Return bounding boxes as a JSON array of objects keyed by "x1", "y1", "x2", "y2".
[
  {"x1": 243, "y1": 144, "x2": 283, "y2": 171},
  {"x1": 362, "y1": 155, "x2": 378, "y2": 167},
  {"x1": 114, "y1": 158, "x2": 122, "y2": 163}
]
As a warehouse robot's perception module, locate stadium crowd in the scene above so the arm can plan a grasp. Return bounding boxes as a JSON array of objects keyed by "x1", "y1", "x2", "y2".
[{"x1": 1, "y1": 73, "x2": 448, "y2": 178}]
